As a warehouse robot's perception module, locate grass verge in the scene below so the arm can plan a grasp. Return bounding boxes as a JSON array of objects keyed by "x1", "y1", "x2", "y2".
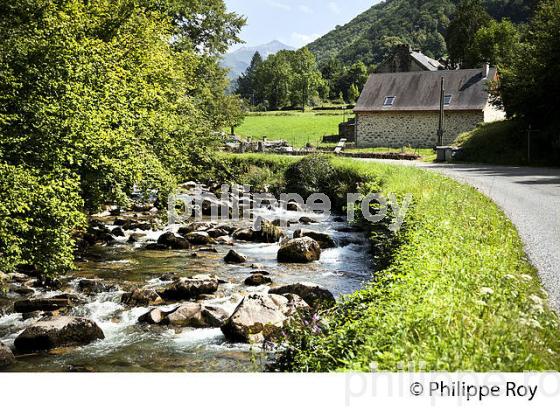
[
  {"x1": 455, "y1": 119, "x2": 559, "y2": 166},
  {"x1": 224, "y1": 153, "x2": 560, "y2": 371}
]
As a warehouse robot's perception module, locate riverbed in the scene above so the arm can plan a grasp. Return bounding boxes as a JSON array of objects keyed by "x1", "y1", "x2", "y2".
[{"x1": 0, "y1": 201, "x2": 372, "y2": 372}]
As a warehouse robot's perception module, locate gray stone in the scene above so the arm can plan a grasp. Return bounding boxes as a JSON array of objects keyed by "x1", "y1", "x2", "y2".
[
  {"x1": 277, "y1": 237, "x2": 321, "y2": 263},
  {"x1": 157, "y1": 232, "x2": 191, "y2": 250},
  {"x1": 158, "y1": 276, "x2": 219, "y2": 301},
  {"x1": 0, "y1": 342, "x2": 15, "y2": 369},
  {"x1": 14, "y1": 296, "x2": 73, "y2": 313},
  {"x1": 121, "y1": 288, "x2": 164, "y2": 307},
  {"x1": 293, "y1": 229, "x2": 336, "y2": 249},
  {"x1": 269, "y1": 282, "x2": 335, "y2": 309},
  {"x1": 14, "y1": 317, "x2": 104, "y2": 353},
  {"x1": 221, "y1": 293, "x2": 309, "y2": 343},
  {"x1": 224, "y1": 249, "x2": 247, "y2": 264},
  {"x1": 166, "y1": 303, "x2": 229, "y2": 328}
]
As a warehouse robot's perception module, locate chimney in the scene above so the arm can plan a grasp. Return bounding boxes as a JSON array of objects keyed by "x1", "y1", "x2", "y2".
[{"x1": 482, "y1": 62, "x2": 490, "y2": 79}]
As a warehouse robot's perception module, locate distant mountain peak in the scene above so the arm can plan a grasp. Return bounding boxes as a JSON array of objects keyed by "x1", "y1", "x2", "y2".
[{"x1": 221, "y1": 40, "x2": 295, "y2": 83}]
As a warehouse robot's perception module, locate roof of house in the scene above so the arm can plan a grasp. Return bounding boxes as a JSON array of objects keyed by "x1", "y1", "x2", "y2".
[
  {"x1": 410, "y1": 51, "x2": 444, "y2": 71},
  {"x1": 354, "y1": 68, "x2": 497, "y2": 113}
]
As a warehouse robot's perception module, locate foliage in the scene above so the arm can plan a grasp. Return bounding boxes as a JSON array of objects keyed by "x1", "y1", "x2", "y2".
[
  {"x1": 306, "y1": 0, "x2": 535, "y2": 66},
  {"x1": 0, "y1": 163, "x2": 85, "y2": 276},
  {"x1": 455, "y1": 120, "x2": 559, "y2": 165},
  {"x1": 0, "y1": 0, "x2": 244, "y2": 274},
  {"x1": 472, "y1": 18, "x2": 521, "y2": 67},
  {"x1": 446, "y1": 0, "x2": 492, "y2": 68},
  {"x1": 285, "y1": 155, "x2": 367, "y2": 210},
  {"x1": 236, "y1": 48, "x2": 327, "y2": 111},
  {"x1": 236, "y1": 52, "x2": 264, "y2": 104},
  {"x1": 500, "y1": 0, "x2": 560, "y2": 146},
  {"x1": 232, "y1": 155, "x2": 560, "y2": 372}
]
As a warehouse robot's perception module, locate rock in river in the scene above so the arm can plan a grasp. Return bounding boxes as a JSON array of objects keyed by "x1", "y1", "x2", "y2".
[
  {"x1": 0, "y1": 342, "x2": 15, "y2": 369},
  {"x1": 14, "y1": 296, "x2": 73, "y2": 313},
  {"x1": 224, "y1": 249, "x2": 247, "y2": 264},
  {"x1": 14, "y1": 317, "x2": 105, "y2": 353},
  {"x1": 121, "y1": 288, "x2": 164, "y2": 307},
  {"x1": 185, "y1": 231, "x2": 214, "y2": 245},
  {"x1": 244, "y1": 274, "x2": 272, "y2": 287},
  {"x1": 269, "y1": 282, "x2": 335, "y2": 309},
  {"x1": 138, "y1": 308, "x2": 167, "y2": 324},
  {"x1": 293, "y1": 229, "x2": 336, "y2": 249},
  {"x1": 156, "y1": 232, "x2": 191, "y2": 250},
  {"x1": 221, "y1": 293, "x2": 309, "y2": 343},
  {"x1": 166, "y1": 303, "x2": 229, "y2": 328},
  {"x1": 158, "y1": 275, "x2": 219, "y2": 301},
  {"x1": 277, "y1": 237, "x2": 321, "y2": 263}
]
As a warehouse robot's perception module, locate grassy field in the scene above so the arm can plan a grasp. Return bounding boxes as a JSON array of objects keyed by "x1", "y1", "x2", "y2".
[
  {"x1": 234, "y1": 110, "x2": 350, "y2": 147},
  {"x1": 225, "y1": 153, "x2": 560, "y2": 371}
]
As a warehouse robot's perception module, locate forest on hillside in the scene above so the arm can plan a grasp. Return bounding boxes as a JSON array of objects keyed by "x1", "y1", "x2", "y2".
[{"x1": 307, "y1": 0, "x2": 538, "y2": 65}]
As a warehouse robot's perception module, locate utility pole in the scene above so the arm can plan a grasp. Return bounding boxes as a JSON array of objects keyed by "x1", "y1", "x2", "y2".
[
  {"x1": 437, "y1": 76, "x2": 445, "y2": 147},
  {"x1": 527, "y1": 124, "x2": 532, "y2": 164}
]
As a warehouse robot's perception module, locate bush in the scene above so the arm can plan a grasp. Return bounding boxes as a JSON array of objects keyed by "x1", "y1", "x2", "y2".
[
  {"x1": 0, "y1": 163, "x2": 85, "y2": 276},
  {"x1": 285, "y1": 154, "x2": 367, "y2": 210},
  {"x1": 455, "y1": 120, "x2": 559, "y2": 166}
]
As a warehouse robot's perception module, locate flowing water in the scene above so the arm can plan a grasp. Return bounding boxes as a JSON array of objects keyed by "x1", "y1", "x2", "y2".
[{"x1": 0, "y1": 203, "x2": 372, "y2": 372}]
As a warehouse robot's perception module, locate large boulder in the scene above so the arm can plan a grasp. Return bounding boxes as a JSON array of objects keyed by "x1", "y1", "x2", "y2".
[
  {"x1": 206, "y1": 228, "x2": 229, "y2": 238},
  {"x1": 166, "y1": 303, "x2": 229, "y2": 328},
  {"x1": 269, "y1": 282, "x2": 335, "y2": 309},
  {"x1": 277, "y1": 237, "x2": 321, "y2": 263},
  {"x1": 185, "y1": 231, "x2": 214, "y2": 245},
  {"x1": 156, "y1": 232, "x2": 191, "y2": 250},
  {"x1": 0, "y1": 342, "x2": 15, "y2": 369},
  {"x1": 14, "y1": 317, "x2": 104, "y2": 353},
  {"x1": 232, "y1": 228, "x2": 254, "y2": 242},
  {"x1": 121, "y1": 288, "x2": 164, "y2": 307},
  {"x1": 14, "y1": 296, "x2": 73, "y2": 313},
  {"x1": 158, "y1": 275, "x2": 219, "y2": 301},
  {"x1": 221, "y1": 293, "x2": 309, "y2": 343},
  {"x1": 224, "y1": 249, "x2": 247, "y2": 264},
  {"x1": 293, "y1": 229, "x2": 336, "y2": 249},
  {"x1": 252, "y1": 219, "x2": 283, "y2": 243}
]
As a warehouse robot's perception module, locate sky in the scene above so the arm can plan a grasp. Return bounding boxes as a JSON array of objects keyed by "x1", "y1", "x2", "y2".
[{"x1": 224, "y1": 0, "x2": 379, "y2": 51}]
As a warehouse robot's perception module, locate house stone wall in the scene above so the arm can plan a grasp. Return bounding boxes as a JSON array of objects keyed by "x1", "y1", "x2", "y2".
[{"x1": 355, "y1": 110, "x2": 484, "y2": 148}]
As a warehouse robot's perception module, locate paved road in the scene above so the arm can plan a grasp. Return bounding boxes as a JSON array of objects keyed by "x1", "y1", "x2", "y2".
[{"x1": 366, "y1": 160, "x2": 560, "y2": 311}]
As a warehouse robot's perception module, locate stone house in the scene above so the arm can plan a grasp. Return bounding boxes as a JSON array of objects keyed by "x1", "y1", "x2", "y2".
[
  {"x1": 376, "y1": 44, "x2": 444, "y2": 73},
  {"x1": 353, "y1": 66, "x2": 505, "y2": 148}
]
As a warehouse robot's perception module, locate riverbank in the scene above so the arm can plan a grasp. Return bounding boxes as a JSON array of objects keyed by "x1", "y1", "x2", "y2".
[{"x1": 226, "y1": 154, "x2": 560, "y2": 371}]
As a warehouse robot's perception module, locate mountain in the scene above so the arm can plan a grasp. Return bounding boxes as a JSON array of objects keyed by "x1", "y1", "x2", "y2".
[
  {"x1": 221, "y1": 40, "x2": 295, "y2": 82},
  {"x1": 307, "y1": 0, "x2": 536, "y2": 66}
]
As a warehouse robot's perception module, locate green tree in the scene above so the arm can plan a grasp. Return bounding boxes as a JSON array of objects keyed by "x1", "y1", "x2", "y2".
[
  {"x1": 289, "y1": 48, "x2": 326, "y2": 110},
  {"x1": 0, "y1": 0, "x2": 244, "y2": 275},
  {"x1": 236, "y1": 52, "x2": 263, "y2": 104},
  {"x1": 445, "y1": 0, "x2": 492, "y2": 68},
  {"x1": 472, "y1": 18, "x2": 520, "y2": 67},
  {"x1": 348, "y1": 83, "x2": 361, "y2": 103},
  {"x1": 500, "y1": 0, "x2": 560, "y2": 138}
]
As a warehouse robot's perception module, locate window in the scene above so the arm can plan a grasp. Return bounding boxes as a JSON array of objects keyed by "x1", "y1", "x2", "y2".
[
  {"x1": 444, "y1": 95, "x2": 453, "y2": 105},
  {"x1": 383, "y1": 96, "x2": 396, "y2": 106}
]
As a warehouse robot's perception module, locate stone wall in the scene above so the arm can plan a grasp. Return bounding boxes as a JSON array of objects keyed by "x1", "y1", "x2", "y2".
[{"x1": 355, "y1": 110, "x2": 484, "y2": 148}]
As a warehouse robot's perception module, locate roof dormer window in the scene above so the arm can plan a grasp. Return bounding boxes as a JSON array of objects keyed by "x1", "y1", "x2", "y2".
[
  {"x1": 383, "y1": 96, "x2": 396, "y2": 106},
  {"x1": 444, "y1": 95, "x2": 453, "y2": 105}
]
